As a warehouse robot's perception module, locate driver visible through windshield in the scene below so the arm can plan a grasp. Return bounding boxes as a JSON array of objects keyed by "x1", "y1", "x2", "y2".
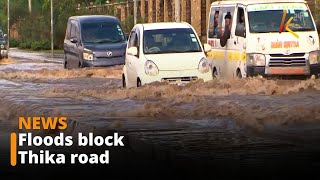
[
  {"x1": 143, "y1": 28, "x2": 202, "y2": 54},
  {"x1": 248, "y1": 7, "x2": 315, "y2": 33},
  {"x1": 81, "y1": 22, "x2": 125, "y2": 44}
]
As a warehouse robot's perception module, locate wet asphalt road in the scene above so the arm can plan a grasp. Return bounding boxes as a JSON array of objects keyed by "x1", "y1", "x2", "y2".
[{"x1": 1, "y1": 49, "x2": 320, "y2": 178}]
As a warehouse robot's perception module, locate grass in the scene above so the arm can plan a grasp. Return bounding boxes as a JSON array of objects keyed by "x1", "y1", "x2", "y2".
[
  {"x1": 10, "y1": 48, "x2": 64, "y2": 54},
  {"x1": 40, "y1": 49, "x2": 64, "y2": 54}
]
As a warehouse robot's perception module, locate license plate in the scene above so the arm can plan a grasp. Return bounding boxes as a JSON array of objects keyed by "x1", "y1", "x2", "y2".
[{"x1": 269, "y1": 67, "x2": 305, "y2": 75}]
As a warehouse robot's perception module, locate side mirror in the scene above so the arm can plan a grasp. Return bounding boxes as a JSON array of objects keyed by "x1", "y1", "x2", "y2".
[
  {"x1": 203, "y1": 44, "x2": 212, "y2": 53},
  {"x1": 316, "y1": 21, "x2": 320, "y2": 33},
  {"x1": 70, "y1": 37, "x2": 78, "y2": 43},
  {"x1": 127, "y1": 46, "x2": 138, "y2": 56},
  {"x1": 3, "y1": 34, "x2": 7, "y2": 39}
]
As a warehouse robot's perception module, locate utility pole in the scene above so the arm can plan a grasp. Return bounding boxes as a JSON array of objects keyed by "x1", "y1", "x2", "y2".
[
  {"x1": 126, "y1": 0, "x2": 129, "y2": 20},
  {"x1": 7, "y1": 0, "x2": 10, "y2": 53},
  {"x1": 28, "y1": 0, "x2": 32, "y2": 14},
  {"x1": 175, "y1": 0, "x2": 180, "y2": 22},
  {"x1": 316, "y1": 0, "x2": 318, "y2": 20},
  {"x1": 51, "y1": 0, "x2": 54, "y2": 57},
  {"x1": 134, "y1": 0, "x2": 137, "y2": 25}
]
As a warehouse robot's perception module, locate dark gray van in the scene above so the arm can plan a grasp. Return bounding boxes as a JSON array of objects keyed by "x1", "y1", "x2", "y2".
[
  {"x1": 0, "y1": 30, "x2": 8, "y2": 59},
  {"x1": 64, "y1": 15, "x2": 127, "y2": 69}
]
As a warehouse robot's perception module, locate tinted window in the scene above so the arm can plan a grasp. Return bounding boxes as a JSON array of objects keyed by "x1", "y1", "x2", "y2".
[
  {"x1": 81, "y1": 22, "x2": 125, "y2": 43},
  {"x1": 143, "y1": 28, "x2": 202, "y2": 54}
]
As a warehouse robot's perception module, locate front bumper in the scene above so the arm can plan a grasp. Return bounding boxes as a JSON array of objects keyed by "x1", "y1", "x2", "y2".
[
  {"x1": 83, "y1": 56, "x2": 125, "y2": 67},
  {"x1": 141, "y1": 69, "x2": 212, "y2": 85},
  {"x1": 247, "y1": 66, "x2": 313, "y2": 77}
]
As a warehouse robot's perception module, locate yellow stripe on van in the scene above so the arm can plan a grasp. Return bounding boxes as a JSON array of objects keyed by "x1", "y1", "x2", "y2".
[
  {"x1": 226, "y1": 52, "x2": 247, "y2": 62},
  {"x1": 234, "y1": 52, "x2": 240, "y2": 61},
  {"x1": 227, "y1": 52, "x2": 233, "y2": 61},
  {"x1": 208, "y1": 51, "x2": 225, "y2": 60},
  {"x1": 242, "y1": 53, "x2": 246, "y2": 62},
  {"x1": 216, "y1": 51, "x2": 225, "y2": 60},
  {"x1": 207, "y1": 51, "x2": 214, "y2": 59}
]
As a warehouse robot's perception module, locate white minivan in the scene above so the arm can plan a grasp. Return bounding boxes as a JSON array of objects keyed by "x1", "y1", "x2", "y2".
[
  {"x1": 207, "y1": 0, "x2": 320, "y2": 78},
  {"x1": 122, "y1": 22, "x2": 212, "y2": 88}
]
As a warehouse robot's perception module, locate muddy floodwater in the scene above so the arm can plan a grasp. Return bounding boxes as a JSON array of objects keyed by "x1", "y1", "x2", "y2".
[{"x1": 1, "y1": 50, "x2": 320, "y2": 178}]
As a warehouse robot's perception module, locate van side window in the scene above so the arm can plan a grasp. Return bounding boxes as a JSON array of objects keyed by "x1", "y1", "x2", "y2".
[
  {"x1": 208, "y1": 7, "x2": 235, "y2": 39},
  {"x1": 70, "y1": 21, "x2": 77, "y2": 39},
  {"x1": 65, "y1": 20, "x2": 71, "y2": 39},
  {"x1": 235, "y1": 7, "x2": 246, "y2": 37},
  {"x1": 220, "y1": 7, "x2": 235, "y2": 34},
  {"x1": 208, "y1": 8, "x2": 220, "y2": 39},
  {"x1": 75, "y1": 22, "x2": 80, "y2": 40}
]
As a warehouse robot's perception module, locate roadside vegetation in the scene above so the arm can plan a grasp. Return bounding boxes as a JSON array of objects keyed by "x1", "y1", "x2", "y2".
[
  {"x1": 0, "y1": 0, "x2": 318, "y2": 51},
  {"x1": 0, "y1": 0, "x2": 132, "y2": 50}
]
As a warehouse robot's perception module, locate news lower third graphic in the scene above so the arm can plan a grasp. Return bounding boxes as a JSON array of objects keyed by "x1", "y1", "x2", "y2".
[
  {"x1": 279, "y1": 10, "x2": 299, "y2": 38},
  {"x1": 9, "y1": 117, "x2": 124, "y2": 166}
]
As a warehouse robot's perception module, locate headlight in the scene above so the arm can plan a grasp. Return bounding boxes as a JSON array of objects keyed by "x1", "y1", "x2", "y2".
[
  {"x1": 309, "y1": 50, "x2": 320, "y2": 64},
  {"x1": 247, "y1": 53, "x2": 266, "y2": 66},
  {"x1": 83, "y1": 52, "x2": 94, "y2": 61},
  {"x1": 198, "y1": 58, "x2": 210, "y2": 73},
  {"x1": 145, "y1": 60, "x2": 159, "y2": 76},
  {"x1": 0, "y1": 44, "x2": 4, "y2": 49}
]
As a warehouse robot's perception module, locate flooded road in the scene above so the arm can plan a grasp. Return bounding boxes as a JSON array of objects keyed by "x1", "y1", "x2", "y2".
[{"x1": 1, "y1": 50, "x2": 320, "y2": 178}]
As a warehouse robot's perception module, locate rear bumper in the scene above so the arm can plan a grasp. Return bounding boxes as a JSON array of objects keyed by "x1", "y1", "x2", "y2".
[{"x1": 83, "y1": 56, "x2": 125, "y2": 67}]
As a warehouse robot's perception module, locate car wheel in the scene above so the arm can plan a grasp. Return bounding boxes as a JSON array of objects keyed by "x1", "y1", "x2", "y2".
[
  {"x1": 236, "y1": 69, "x2": 242, "y2": 79},
  {"x1": 78, "y1": 61, "x2": 83, "y2": 68},
  {"x1": 137, "y1": 78, "x2": 142, "y2": 88},
  {"x1": 212, "y1": 68, "x2": 218, "y2": 79},
  {"x1": 122, "y1": 74, "x2": 126, "y2": 88},
  {"x1": 63, "y1": 55, "x2": 68, "y2": 69}
]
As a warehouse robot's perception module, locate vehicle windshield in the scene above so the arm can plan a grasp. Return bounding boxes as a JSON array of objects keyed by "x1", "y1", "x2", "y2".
[
  {"x1": 143, "y1": 28, "x2": 202, "y2": 54},
  {"x1": 248, "y1": 7, "x2": 315, "y2": 33},
  {"x1": 81, "y1": 22, "x2": 125, "y2": 44}
]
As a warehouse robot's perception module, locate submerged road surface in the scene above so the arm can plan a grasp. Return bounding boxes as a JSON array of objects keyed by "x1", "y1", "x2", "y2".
[{"x1": 1, "y1": 49, "x2": 320, "y2": 178}]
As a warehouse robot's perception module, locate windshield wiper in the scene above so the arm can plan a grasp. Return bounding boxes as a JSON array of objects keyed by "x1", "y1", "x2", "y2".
[
  {"x1": 111, "y1": 39, "x2": 124, "y2": 43},
  {"x1": 292, "y1": 27, "x2": 314, "y2": 31},
  {"x1": 96, "y1": 39, "x2": 113, "y2": 43},
  {"x1": 252, "y1": 30, "x2": 276, "y2": 33},
  {"x1": 183, "y1": 50, "x2": 201, "y2": 52}
]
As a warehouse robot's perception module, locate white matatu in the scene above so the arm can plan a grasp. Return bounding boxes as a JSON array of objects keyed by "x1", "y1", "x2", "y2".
[
  {"x1": 122, "y1": 22, "x2": 212, "y2": 88},
  {"x1": 207, "y1": 0, "x2": 320, "y2": 79}
]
